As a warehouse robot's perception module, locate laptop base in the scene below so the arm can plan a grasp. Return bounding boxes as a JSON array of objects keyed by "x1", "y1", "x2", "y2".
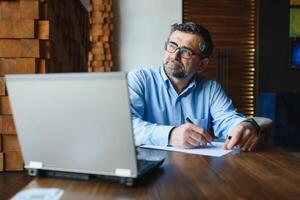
[
  {"x1": 28, "y1": 169, "x2": 92, "y2": 181},
  {"x1": 27, "y1": 168, "x2": 136, "y2": 186},
  {"x1": 26, "y1": 158, "x2": 164, "y2": 186}
]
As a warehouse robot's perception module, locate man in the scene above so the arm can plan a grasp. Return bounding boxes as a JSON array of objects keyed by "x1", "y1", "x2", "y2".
[{"x1": 128, "y1": 22, "x2": 259, "y2": 151}]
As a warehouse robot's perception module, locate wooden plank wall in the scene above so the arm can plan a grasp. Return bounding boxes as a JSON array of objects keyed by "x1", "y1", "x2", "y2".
[
  {"x1": 0, "y1": 0, "x2": 89, "y2": 171},
  {"x1": 89, "y1": 0, "x2": 113, "y2": 72}
]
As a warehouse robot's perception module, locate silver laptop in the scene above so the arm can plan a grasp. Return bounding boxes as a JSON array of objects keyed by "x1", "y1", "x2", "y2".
[{"x1": 5, "y1": 72, "x2": 164, "y2": 186}]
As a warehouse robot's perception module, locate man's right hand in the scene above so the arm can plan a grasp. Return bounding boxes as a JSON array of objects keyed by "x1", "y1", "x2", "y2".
[{"x1": 169, "y1": 123, "x2": 212, "y2": 148}]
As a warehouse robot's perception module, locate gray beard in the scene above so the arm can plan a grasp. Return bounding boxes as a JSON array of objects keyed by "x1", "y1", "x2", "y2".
[
  {"x1": 163, "y1": 63, "x2": 187, "y2": 79},
  {"x1": 172, "y1": 70, "x2": 186, "y2": 78}
]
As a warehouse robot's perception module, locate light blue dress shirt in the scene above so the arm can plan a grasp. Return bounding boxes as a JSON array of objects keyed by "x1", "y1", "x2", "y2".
[{"x1": 127, "y1": 66, "x2": 246, "y2": 146}]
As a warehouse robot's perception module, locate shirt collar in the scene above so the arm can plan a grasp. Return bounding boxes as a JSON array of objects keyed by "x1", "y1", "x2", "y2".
[
  {"x1": 160, "y1": 66, "x2": 169, "y2": 84},
  {"x1": 182, "y1": 76, "x2": 197, "y2": 95}
]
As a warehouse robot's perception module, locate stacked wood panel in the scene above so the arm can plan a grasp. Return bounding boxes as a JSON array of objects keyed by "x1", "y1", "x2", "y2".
[
  {"x1": 89, "y1": 0, "x2": 113, "y2": 72},
  {"x1": 0, "y1": 0, "x2": 89, "y2": 171}
]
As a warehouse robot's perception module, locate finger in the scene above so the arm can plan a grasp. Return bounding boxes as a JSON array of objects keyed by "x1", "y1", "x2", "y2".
[
  {"x1": 227, "y1": 127, "x2": 244, "y2": 149},
  {"x1": 189, "y1": 131, "x2": 210, "y2": 147},
  {"x1": 248, "y1": 138, "x2": 259, "y2": 151},
  {"x1": 240, "y1": 135, "x2": 254, "y2": 151},
  {"x1": 185, "y1": 139, "x2": 199, "y2": 149},
  {"x1": 236, "y1": 129, "x2": 252, "y2": 148},
  {"x1": 241, "y1": 134, "x2": 258, "y2": 151},
  {"x1": 180, "y1": 136, "x2": 194, "y2": 148},
  {"x1": 199, "y1": 135, "x2": 208, "y2": 146},
  {"x1": 189, "y1": 131, "x2": 203, "y2": 142},
  {"x1": 224, "y1": 136, "x2": 232, "y2": 149},
  {"x1": 189, "y1": 124, "x2": 212, "y2": 141},
  {"x1": 182, "y1": 142, "x2": 194, "y2": 149},
  {"x1": 185, "y1": 136, "x2": 199, "y2": 148},
  {"x1": 202, "y1": 132, "x2": 213, "y2": 142}
]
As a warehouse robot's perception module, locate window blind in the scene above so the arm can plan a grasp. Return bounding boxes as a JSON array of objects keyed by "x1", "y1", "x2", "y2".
[{"x1": 183, "y1": 0, "x2": 256, "y2": 116}]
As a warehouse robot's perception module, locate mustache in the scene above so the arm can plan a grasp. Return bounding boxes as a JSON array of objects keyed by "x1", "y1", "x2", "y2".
[{"x1": 166, "y1": 59, "x2": 185, "y2": 70}]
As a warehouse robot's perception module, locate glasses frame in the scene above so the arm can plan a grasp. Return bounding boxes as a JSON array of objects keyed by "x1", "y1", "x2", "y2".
[{"x1": 164, "y1": 41, "x2": 199, "y2": 59}]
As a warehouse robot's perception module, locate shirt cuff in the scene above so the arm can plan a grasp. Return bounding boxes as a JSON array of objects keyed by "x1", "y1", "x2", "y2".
[{"x1": 150, "y1": 125, "x2": 174, "y2": 146}]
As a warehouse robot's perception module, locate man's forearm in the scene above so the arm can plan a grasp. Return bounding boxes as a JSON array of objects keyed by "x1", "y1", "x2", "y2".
[{"x1": 132, "y1": 117, "x2": 174, "y2": 146}]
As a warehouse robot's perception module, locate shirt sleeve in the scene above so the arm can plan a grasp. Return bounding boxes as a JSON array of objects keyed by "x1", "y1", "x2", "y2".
[
  {"x1": 127, "y1": 70, "x2": 174, "y2": 146},
  {"x1": 209, "y1": 81, "x2": 246, "y2": 139}
]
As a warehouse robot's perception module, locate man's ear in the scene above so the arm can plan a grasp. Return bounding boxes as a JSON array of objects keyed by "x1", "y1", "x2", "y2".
[{"x1": 198, "y1": 58, "x2": 209, "y2": 73}]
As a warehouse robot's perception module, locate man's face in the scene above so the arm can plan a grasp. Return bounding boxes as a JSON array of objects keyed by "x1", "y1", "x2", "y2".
[{"x1": 163, "y1": 30, "x2": 204, "y2": 79}]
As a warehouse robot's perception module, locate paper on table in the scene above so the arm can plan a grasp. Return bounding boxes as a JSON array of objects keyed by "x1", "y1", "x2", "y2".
[
  {"x1": 140, "y1": 142, "x2": 233, "y2": 157},
  {"x1": 11, "y1": 188, "x2": 64, "y2": 200}
]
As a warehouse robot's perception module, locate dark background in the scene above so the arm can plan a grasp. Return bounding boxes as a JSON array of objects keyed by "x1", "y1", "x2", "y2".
[{"x1": 258, "y1": 0, "x2": 300, "y2": 93}]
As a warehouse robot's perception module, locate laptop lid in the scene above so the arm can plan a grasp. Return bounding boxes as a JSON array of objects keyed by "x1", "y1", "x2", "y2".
[{"x1": 6, "y1": 72, "x2": 138, "y2": 178}]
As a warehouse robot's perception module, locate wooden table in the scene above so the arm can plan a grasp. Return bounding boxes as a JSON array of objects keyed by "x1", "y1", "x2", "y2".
[
  {"x1": 1, "y1": 147, "x2": 300, "y2": 200},
  {"x1": 0, "y1": 171, "x2": 33, "y2": 200}
]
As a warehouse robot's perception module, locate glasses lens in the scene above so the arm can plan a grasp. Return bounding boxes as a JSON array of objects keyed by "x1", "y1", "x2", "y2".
[
  {"x1": 180, "y1": 48, "x2": 193, "y2": 58},
  {"x1": 166, "y1": 42, "x2": 178, "y2": 53},
  {"x1": 165, "y1": 41, "x2": 194, "y2": 59}
]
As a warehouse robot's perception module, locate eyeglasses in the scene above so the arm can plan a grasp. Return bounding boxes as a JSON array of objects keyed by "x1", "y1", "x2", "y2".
[{"x1": 164, "y1": 41, "x2": 198, "y2": 59}]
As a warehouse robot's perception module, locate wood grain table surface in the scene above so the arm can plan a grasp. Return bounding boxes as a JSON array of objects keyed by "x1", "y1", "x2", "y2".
[{"x1": 1, "y1": 147, "x2": 300, "y2": 200}]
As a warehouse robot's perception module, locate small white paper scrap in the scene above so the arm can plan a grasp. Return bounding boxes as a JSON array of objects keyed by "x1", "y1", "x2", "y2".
[{"x1": 11, "y1": 188, "x2": 64, "y2": 200}]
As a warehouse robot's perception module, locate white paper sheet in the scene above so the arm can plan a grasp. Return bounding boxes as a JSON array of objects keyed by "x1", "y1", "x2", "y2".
[
  {"x1": 11, "y1": 188, "x2": 64, "y2": 200},
  {"x1": 140, "y1": 142, "x2": 233, "y2": 157}
]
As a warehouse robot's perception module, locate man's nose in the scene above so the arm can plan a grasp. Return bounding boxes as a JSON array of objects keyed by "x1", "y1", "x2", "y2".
[{"x1": 170, "y1": 48, "x2": 181, "y2": 60}]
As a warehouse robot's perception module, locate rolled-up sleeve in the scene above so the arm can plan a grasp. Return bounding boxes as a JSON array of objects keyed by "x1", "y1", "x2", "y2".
[{"x1": 127, "y1": 70, "x2": 173, "y2": 146}]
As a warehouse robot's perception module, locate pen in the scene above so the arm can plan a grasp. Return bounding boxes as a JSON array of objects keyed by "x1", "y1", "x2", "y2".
[{"x1": 186, "y1": 117, "x2": 213, "y2": 146}]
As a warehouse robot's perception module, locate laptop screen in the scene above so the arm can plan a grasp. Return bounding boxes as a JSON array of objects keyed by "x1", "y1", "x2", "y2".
[{"x1": 6, "y1": 72, "x2": 138, "y2": 178}]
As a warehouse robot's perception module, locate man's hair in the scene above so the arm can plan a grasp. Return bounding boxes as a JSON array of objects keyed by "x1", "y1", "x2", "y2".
[{"x1": 170, "y1": 22, "x2": 214, "y2": 58}]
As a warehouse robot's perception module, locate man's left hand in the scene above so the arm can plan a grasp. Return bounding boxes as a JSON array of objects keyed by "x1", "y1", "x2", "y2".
[{"x1": 224, "y1": 121, "x2": 259, "y2": 151}]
